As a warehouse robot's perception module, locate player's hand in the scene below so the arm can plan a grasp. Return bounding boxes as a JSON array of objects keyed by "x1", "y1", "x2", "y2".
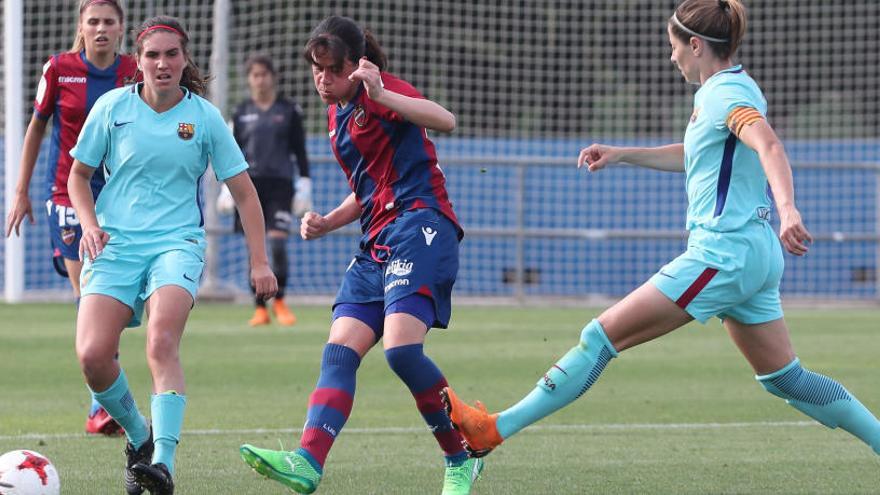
[
  {"x1": 349, "y1": 57, "x2": 384, "y2": 100},
  {"x1": 777, "y1": 204, "x2": 812, "y2": 256},
  {"x1": 293, "y1": 177, "x2": 314, "y2": 218},
  {"x1": 79, "y1": 225, "x2": 110, "y2": 261},
  {"x1": 578, "y1": 144, "x2": 621, "y2": 172},
  {"x1": 5, "y1": 193, "x2": 35, "y2": 237},
  {"x1": 250, "y1": 262, "x2": 278, "y2": 300},
  {"x1": 300, "y1": 211, "x2": 330, "y2": 240}
]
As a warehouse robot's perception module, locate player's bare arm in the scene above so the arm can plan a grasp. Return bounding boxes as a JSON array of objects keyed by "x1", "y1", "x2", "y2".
[
  {"x1": 349, "y1": 57, "x2": 455, "y2": 133},
  {"x1": 301, "y1": 192, "x2": 361, "y2": 241},
  {"x1": 67, "y1": 159, "x2": 107, "y2": 261},
  {"x1": 226, "y1": 171, "x2": 278, "y2": 298},
  {"x1": 5, "y1": 115, "x2": 49, "y2": 237},
  {"x1": 737, "y1": 118, "x2": 812, "y2": 256},
  {"x1": 578, "y1": 143, "x2": 685, "y2": 172}
]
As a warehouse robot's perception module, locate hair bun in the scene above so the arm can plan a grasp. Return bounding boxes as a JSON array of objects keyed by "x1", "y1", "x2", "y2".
[{"x1": 718, "y1": 0, "x2": 730, "y2": 9}]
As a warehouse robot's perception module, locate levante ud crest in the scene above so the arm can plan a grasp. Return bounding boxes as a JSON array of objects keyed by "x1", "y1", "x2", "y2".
[{"x1": 178, "y1": 122, "x2": 195, "y2": 140}]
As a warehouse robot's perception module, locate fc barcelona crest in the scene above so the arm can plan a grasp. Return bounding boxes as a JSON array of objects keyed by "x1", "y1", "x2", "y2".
[{"x1": 177, "y1": 122, "x2": 195, "y2": 140}]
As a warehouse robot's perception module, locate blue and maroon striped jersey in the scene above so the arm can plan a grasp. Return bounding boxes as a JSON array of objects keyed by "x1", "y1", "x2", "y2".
[
  {"x1": 326, "y1": 73, "x2": 462, "y2": 242},
  {"x1": 33, "y1": 50, "x2": 138, "y2": 206}
]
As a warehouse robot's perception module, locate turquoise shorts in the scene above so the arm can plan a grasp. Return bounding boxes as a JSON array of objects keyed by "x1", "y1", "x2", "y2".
[
  {"x1": 650, "y1": 222, "x2": 784, "y2": 324},
  {"x1": 80, "y1": 237, "x2": 206, "y2": 327}
]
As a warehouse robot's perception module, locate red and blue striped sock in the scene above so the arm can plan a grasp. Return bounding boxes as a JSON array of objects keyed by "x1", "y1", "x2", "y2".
[
  {"x1": 299, "y1": 343, "x2": 361, "y2": 468},
  {"x1": 385, "y1": 343, "x2": 468, "y2": 466}
]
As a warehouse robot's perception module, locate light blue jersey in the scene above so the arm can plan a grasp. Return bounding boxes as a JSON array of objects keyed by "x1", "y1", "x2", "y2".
[
  {"x1": 71, "y1": 83, "x2": 248, "y2": 245},
  {"x1": 651, "y1": 66, "x2": 784, "y2": 325},
  {"x1": 683, "y1": 65, "x2": 770, "y2": 233},
  {"x1": 71, "y1": 84, "x2": 248, "y2": 326}
]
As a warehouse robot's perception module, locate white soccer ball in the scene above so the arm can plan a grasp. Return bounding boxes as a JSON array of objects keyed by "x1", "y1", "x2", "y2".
[{"x1": 0, "y1": 450, "x2": 60, "y2": 495}]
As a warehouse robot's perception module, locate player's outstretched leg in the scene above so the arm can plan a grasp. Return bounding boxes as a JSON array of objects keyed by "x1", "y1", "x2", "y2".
[
  {"x1": 757, "y1": 357, "x2": 880, "y2": 454},
  {"x1": 442, "y1": 319, "x2": 618, "y2": 456}
]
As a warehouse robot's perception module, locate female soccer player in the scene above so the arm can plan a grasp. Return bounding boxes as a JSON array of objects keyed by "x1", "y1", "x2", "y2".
[
  {"x1": 239, "y1": 15, "x2": 483, "y2": 495},
  {"x1": 4, "y1": 0, "x2": 137, "y2": 436},
  {"x1": 230, "y1": 53, "x2": 312, "y2": 327},
  {"x1": 68, "y1": 16, "x2": 277, "y2": 495},
  {"x1": 443, "y1": 0, "x2": 880, "y2": 463}
]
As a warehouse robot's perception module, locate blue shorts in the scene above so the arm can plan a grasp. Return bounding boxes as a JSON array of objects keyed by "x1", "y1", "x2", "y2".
[
  {"x1": 80, "y1": 238, "x2": 206, "y2": 327},
  {"x1": 46, "y1": 199, "x2": 82, "y2": 261},
  {"x1": 650, "y1": 222, "x2": 784, "y2": 325},
  {"x1": 333, "y1": 208, "x2": 460, "y2": 329}
]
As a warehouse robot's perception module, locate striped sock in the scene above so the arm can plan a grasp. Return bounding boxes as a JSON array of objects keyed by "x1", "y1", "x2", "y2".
[
  {"x1": 300, "y1": 344, "x2": 360, "y2": 468},
  {"x1": 385, "y1": 344, "x2": 468, "y2": 466}
]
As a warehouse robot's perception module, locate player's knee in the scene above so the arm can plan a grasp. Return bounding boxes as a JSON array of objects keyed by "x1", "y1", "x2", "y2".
[
  {"x1": 76, "y1": 343, "x2": 114, "y2": 379},
  {"x1": 578, "y1": 319, "x2": 619, "y2": 357},
  {"x1": 145, "y1": 332, "x2": 180, "y2": 365},
  {"x1": 384, "y1": 343, "x2": 423, "y2": 377}
]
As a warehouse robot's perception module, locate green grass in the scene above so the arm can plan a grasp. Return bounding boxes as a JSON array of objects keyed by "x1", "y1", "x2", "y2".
[{"x1": 1, "y1": 303, "x2": 878, "y2": 494}]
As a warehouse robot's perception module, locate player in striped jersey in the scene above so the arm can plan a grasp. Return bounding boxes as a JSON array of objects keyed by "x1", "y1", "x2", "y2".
[
  {"x1": 240, "y1": 15, "x2": 483, "y2": 495},
  {"x1": 4, "y1": 0, "x2": 136, "y2": 437},
  {"x1": 442, "y1": 0, "x2": 880, "y2": 466}
]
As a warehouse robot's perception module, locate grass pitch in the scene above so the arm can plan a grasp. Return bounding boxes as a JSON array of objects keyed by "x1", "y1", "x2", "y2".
[{"x1": 1, "y1": 303, "x2": 878, "y2": 494}]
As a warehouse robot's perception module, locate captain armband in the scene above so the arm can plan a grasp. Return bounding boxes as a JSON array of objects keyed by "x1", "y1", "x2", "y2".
[{"x1": 725, "y1": 106, "x2": 764, "y2": 137}]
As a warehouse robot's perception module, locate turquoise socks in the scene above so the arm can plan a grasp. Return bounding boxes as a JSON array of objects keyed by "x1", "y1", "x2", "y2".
[
  {"x1": 151, "y1": 392, "x2": 187, "y2": 474},
  {"x1": 758, "y1": 358, "x2": 880, "y2": 454},
  {"x1": 496, "y1": 319, "x2": 618, "y2": 439},
  {"x1": 91, "y1": 370, "x2": 149, "y2": 447}
]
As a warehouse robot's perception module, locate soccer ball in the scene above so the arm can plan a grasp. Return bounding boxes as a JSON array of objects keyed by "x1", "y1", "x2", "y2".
[{"x1": 0, "y1": 450, "x2": 60, "y2": 495}]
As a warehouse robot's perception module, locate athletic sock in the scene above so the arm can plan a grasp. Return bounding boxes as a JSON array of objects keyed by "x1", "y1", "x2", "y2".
[
  {"x1": 385, "y1": 343, "x2": 468, "y2": 466},
  {"x1": 269, "y1": 237, "x2": 288, "y2": 300},
  {"x1": 151, "y1": 392, "x2": 186, "y2": 474},
  {"x1": 758, "y1": 358, "x2": 880, "y2": 454},
  {"x1": 300, "y1": 344, "x2": 361, "y2": 468},
  {"x1": 91, "y1": 370, "x2": 149, "y2": 448},
  {"x1": 497, "y1": 319, "x2": 618, "y2": 439}
]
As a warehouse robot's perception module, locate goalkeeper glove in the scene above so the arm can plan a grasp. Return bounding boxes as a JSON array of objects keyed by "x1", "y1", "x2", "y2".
[
  {"x1": 216, "y1": 183, "x2": 235, "y2": 215},
  {"x1": 293, "y1": 177, "x2": 313, "y2": 217}
]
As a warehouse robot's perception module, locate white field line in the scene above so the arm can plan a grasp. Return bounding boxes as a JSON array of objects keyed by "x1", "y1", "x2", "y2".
[{"x1": 0, "y1": 420, "x2": 815, "y2": 441}]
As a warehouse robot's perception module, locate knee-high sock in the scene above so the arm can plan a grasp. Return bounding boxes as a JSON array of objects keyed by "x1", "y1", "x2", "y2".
[
  {"x1": 151, "y1": 392, "x2": 187, "y2": 474},
  {"x1": 269, "y1": 237, "x2": 288, "y2": 300},
  {"x1": 497, "y1": 319, "x2": 619, "y2": 439},
  {"x1": 758, "y1": 358, "x2": 880, "y2": 454},
  {"x1": 91, "y1": 370, "x2": 149, "y2": 448},
  {"x1": 299, "y1": 344, "x2": 361, "y2": 470},
  {"x1": 385, "y1": 344, "x2": 468, "y2": 466}
]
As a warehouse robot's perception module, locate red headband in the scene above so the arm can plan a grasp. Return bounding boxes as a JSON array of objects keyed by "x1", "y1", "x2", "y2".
[{"x1": 137, "y1": 25, "x2": 184, "y2": 43}]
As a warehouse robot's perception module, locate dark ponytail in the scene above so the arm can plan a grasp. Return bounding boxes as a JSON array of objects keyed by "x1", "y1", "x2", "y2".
[
  {"x1": 134, "y1": 15, "x2": 209, "y2": 95},
  {"x1": 303, "y1": 16, "x2": 388, "y2": 72}
]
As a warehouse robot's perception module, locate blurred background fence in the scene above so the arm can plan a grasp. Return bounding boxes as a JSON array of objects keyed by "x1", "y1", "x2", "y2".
[{"x1": 3, "y1": 0, "x2": 878, "y2": 302}]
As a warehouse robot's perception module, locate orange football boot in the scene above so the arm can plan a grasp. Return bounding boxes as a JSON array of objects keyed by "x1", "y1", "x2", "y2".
[
  {"x1": 272, "y1": 299, "x2": 297, "y2": 326},
  {"x1": 440, "y1": 386, "x2": 504, "y2": 458},
  {"x1": 249, "y1": 306, "x2": 271, "y2": 326}
]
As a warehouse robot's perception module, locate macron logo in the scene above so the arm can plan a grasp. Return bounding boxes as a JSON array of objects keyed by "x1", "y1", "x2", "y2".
[
  {"x1": 422, "y1": 226, "x2": 437, "y2": 246},
  {"x1": 58, "y1": 76, "x2": 87, "y2": 84}
]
